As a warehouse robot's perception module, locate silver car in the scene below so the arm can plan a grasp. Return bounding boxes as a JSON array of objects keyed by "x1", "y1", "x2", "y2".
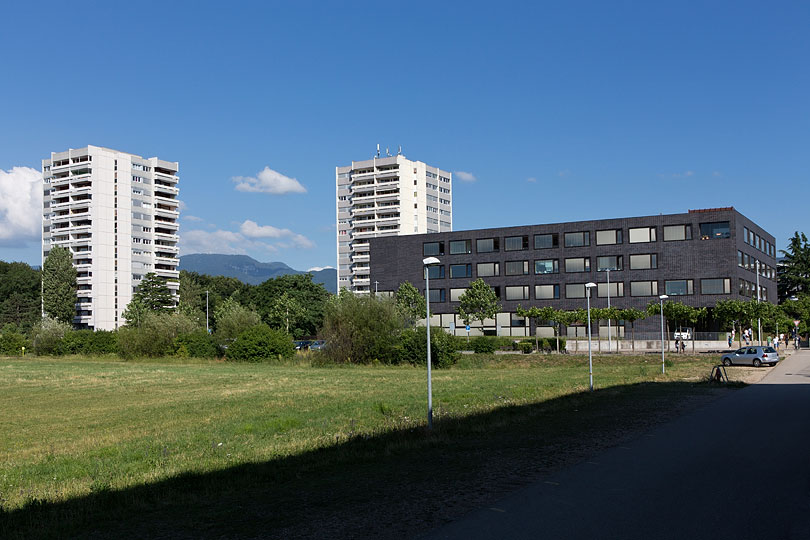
[{"x1": 721, "y1": 346, "x2": 779, "y2": 367}]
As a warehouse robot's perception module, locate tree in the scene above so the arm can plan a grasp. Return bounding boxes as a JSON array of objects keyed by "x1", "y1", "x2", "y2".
[
  {"x1": 778, "y1": 231, "x2": 810, "y2": 302},
  {"x1": 712, "y1": 299, "x2": 749, "y2": 346},
  {"x1": 244, "y1": 274, "x2": 330, "y2": 338},
  {"x1": 213, "y1": 297, "x2": 262, "y2": 344},
  {"x1": 267, "y1": 292, "x2": 305, "y2": 334},
  {"x1": 618, "y1": 308, "x2": 646, "y2": 352},
  {"x1": 395, "y1": 281, "x2": 426, "y2": 327},
  {"x1": 42, "y1": 246, "x2": 77, "y2": 325},
  {"x1": 132, "y1": 272, "x2": 174, "y2": 313},
  {"x1": 0, "y1": 261, "x2": 41, "y2": 332},
  {"x1": 457, "y1": 279, "x2": 501, "y2": 330},
  {"x1": 516, "y1": 305, "x2": 562, "y2": 351}
]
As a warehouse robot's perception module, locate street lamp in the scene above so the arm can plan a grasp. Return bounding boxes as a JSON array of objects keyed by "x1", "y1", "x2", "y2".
[
  {"x1": 659, "y1": 294, "x2": 669, "y2": 373},
  {"x1": 423, "y1": 256, "x2": 441, "y2": 429},
  {"x1": 585, "y1": 282, "x2": 597, "y2": 391},
  {"x1": 606, "y1": 269, "x2": 612, "y2": 353},
  {"x1": 756, "y1": 260, "x2": 762, "y2": 345}
]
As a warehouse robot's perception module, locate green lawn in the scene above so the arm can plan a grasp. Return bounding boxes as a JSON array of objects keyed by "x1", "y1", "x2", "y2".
[{"x1": 1, "y1": 353, "x2": 727, "y2": 538}]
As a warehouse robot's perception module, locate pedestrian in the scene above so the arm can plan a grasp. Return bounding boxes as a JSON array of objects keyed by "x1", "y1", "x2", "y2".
[
  {"x1": 727, "y1": 333, "x2": 733, "y2": 348},
  {"x1": 681, "y1": 340, "x2": 686, "y2": 353},
  {"x1": 767, "y1": 335, "x2": 772, "y2": 347},
  {"x1": 675, "y1": 337, "x2": 680, "y2": 353},
  {"x1": 774, "y1": 334, "x2": 780, "y2": 351}
]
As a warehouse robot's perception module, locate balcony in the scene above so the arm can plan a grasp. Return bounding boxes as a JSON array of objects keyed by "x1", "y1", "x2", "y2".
[
  {"x1": 352, "y1": 253, "x2": 370, "y2": 263},
  {"x1": 352, "y1": 242, "x2": 370, "y2": 252},
  {"x1": 351, "y1": 206, "x2": 376, "y2": 216}
]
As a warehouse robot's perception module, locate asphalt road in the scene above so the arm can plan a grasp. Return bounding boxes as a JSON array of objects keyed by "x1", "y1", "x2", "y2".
[{"x1": 424, "y1": 350, "x2": 810, "y2": 540}]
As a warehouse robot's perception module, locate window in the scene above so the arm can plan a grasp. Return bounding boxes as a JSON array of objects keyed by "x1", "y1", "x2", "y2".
[
  {"x1": 511, "y1": 313, "x2": 527, "y2": 327},
  {"x1": 535, "y1": 284, "x2": 560, "y2": 299},
  {"x1": 534, "y1": 233, "x2": 558, "y2": 249},
  {"x1": 476, "y1": 238, "x2": 499, "y2": 253},
  {"x1": 534, "y1": 259, "x2": 559, "y2": 274},
  {"x1": 628, "y1": 227, "x2": 656, "y2": 243},
  {"x1": 505, "y1": 235, "x2": 529, "y2": 251},
  {"x1": 566, "y1": 283, "x2": 586, "y2": 298},
  {"x1": 663, "y1": 224, "x2": 692, "y2": 241},
  {"x1": 630, "y1": 281, "x2": 658, "y2": 296},
  {"x1": 665, "y1": 280, "x2": 693, "y2": 296},
  {"x1": 699, "y1": 221, "x2": 730, "y2": 240},
  {"x1": 449, "y1": 264, "x2": 472, "y2": 278},
  {"x1": 476, "y1": 262, "x2": 500, "y2": 277},
  {"x1": 744, "y1": 226, "x2": 750, "y2": 245},
  {"x1": 701, "y1": 278, "x2": 731, "y2": 295},
  {"x1": 596, "y1": 229, "x2": 622, "y2": 245},
  {"x1": 491, "y1": 286, "x2": 501, "y2": 299},
  {"x1": 564, "y1": 231, "x2": 590, "y2": 247},
  {"x1": 423, "y1": 241, "x2": 444, "y2": 256},
  {"x1": 449, "y1": 239, "x2": 471, "y2": 254},
  {"x1": 596, "y1": 255, "x2": 622, "y2": 271},
  {"x1": 425, "y1": 265, "x2": 445, "y2": 279},
  {"x1": 629, "y1": 253, "x2": 658, "y2": 270},
  {"x1": 505, "y1": 285, "x2": 530, "y2": 301},
  {"x1": 505, "y1": 260, "x2": 529, "y2": 276},
  {"x1": 428, "y1": 288, "x2": 446, "y2": 303},
  {"x1": 450, "y1": 288, "x2": 467, "y2": 302},
  {"x1": 597, "y1": 282, "x2": 624, "y2": 298},
  {"x1": 565, "y1": 257, "x2": 590, "y2": 273}
]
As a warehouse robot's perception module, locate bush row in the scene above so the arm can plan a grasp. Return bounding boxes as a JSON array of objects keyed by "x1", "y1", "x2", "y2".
[{"x1": 460, "y1": 335, "x2": 567, "y2": 354}]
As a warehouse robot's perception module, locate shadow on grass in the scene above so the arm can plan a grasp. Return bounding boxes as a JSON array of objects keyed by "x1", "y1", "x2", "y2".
[{"x1": 1, "y1": 380, "x2": 740, "y2": 539}]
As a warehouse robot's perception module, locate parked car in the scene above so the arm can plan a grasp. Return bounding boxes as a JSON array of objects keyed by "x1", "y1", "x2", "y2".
[
  {"x1": 309, "y1": 340, "x2": 326, "y2": 351},
  {"x1": 721, "y1": 346, "x2": 779, "y2": 367},
  {"x1": 673, "y1": 329, "x2": 692, "y2": 340},
  {"x1": 294, "y1": 340, "x2": 313, "y2": 351}
]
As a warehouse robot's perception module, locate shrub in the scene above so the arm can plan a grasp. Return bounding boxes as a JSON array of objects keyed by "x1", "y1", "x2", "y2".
[
  {"x1": 32, "y1": 316, "x2": 72, "y2": 355},
  {"x1": 226, "y1": 324, "x2": 294, "y2": 362},
  {"x1": 118, "y1": 311, "x2": 200, "y2": 359},
  {"x1": 472, "y1": 336, "x2": 497, "y2": 354},
  {"x1": 396, "y1": 327, "x2": 459, "y2": 368},
  {"x1": 61, "y1": 330, "x2": 118, "y2": 355},
  {"x1": 0, "y1": 324, "x2": 29, "y2": 355},
  {"x1": 174, "y1": 331, "x2": 218, "y2": 358},
  {"x1": 519, "y1": 341, "x2": 534, "y2": 353}
]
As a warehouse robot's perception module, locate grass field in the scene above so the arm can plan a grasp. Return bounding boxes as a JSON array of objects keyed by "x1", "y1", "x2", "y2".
[{"x1": 0, "y1": 352, "x2": 736, "y2": 538}]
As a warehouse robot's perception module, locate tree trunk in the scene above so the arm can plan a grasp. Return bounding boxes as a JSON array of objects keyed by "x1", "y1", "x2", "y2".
[{"x1": 631, "y1": 321, "x2": 636, "y2": 352}]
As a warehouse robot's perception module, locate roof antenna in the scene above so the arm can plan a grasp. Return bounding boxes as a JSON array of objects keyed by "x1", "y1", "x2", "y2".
[
  {"x1": 386, "y1": 146, "x2": 391, "y2": 157},
  {"x1": 376, "y1": 143, "x2": 380, "y2": 158},
  {"x1": 397, "y1": 145, "x2": 402, "y2": 155}
]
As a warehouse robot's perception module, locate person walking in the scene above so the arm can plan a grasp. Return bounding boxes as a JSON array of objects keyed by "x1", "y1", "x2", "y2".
[
  {"x1": 774, "y1": 334, "x2": 780, "y2": 351},
  {"x1": 727, "y1": 333, "x2": 733, "y2": 348}
]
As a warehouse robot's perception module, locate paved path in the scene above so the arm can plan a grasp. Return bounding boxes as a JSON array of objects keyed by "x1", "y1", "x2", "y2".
[{"x1": 424, "y1": 350, "x2": 810, "y2": 540}]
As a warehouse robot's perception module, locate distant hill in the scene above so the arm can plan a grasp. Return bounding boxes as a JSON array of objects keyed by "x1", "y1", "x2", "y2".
[{"x1": 179, "y1": 254, "x2": 337, "y2": 293}]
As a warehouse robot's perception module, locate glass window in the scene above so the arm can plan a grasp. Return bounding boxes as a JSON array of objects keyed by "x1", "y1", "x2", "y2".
[
  {"x1": 629, "y1": 254, "x2": 658, "y2": 270},
  {"x1": 596, "y1": 229, "x2": 622, "y2": 245},
  {"x1": 566, "y1": 283, "x2": 586, "y2": 298},
  {"x1": 490, "y1": 286, "x2": 501, "y2": 299},
  {"x1": 450, "y1": 288, "x2": 467, "y2": 302},
  {"x1": 425, "y1": 265, "x2": 445, "y2": 279},
  {"x1": 535, "y1": 284, "x2": 560, "y2": 299},
  {"x1": 665, "y1": 279, "x2": 693, "y2": 296},
  {"x1": 565, "y1": 257, "x2": 590, "y2": 273},
  {"x1": 699, "y1": 221, "x2": 730, "y2": 240},
  {"x1": 663, "y1": 224, "x2": 692, "y2": 241},
  {"x1": 449, "y1": 264, "x2": 472, "y2": 278},
  {"x1": 505, "y1": 260, "x2": 529, "y2": 276},
  {"x1": 701, "y1": 278, "x2": 731, "y2": 295},
  {"x1": 476, "y1": 238, "x2": 499, "y2": 253},
  {"x1": 564, "y1": 231, "x2": 590, "y2": 247},
  {"x1": 737, "y1": 250, "x2": 743, "y2": 268},
  {"x1": 423, "y1": 241, "x2": 444, "y2": 256},
  {"x1": 534, "y1": 233, "x2": 558, "y2": 249},
  {"x1": 449, "y1": 239, "x2": 471, "y2": 254},
  {"x1": 534, "y1": 259, "x2": 559, "y2": 274},
  {"x1": 511, "y1": 313, "x2": 527, "y2": 327},
  {"x1": 505, "y1": 235, "x2": 529, "y2": 251},
  {"x1": 597, "y1": 282, "x2": 624, "y2": 298},
  {"x1": 428, "y1": 288, "x2": 446, "y2": 303},
  {"x1": 630, "y1": 281, "x2": 658, "y2": 296},
  {"x1": 505, "y1": 285, "x2": 530, "y2": 301},
  {"x1": 744, "y1": 226, "x2": 750, "y2": 244},
  {"x1": 476, "y1": 262, "x2": 500, "y2": 277},
  {"x1": 628, "y1": 227, "x2": 656, "y2": 243},
  {"x1": 596, "y1": 255, "x2": 622, "y2": 271}
]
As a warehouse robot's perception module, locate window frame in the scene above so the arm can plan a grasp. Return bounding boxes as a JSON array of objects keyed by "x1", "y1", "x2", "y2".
[
  {"x1": 564, "y1": 257, "x2": 591, "y2": 273},
  {"x1": 595, "y1": 229, "x2": 623, "y2": 245},
  {"x1": 476, "y1": 261, "x2": 500, "y2": 277},
  {"x1": 449, "y1": 239, "x2": 472, "y2": 255},
  {"x1": 504, "y1": 235, "x2": 529, "y2": 251},
  {"x1": 534, "y1": 259, "x2": 559, "y2": 275},
  {"x1": 534, "y1": 233, "x2": 559, "y2": 249},
  {"x1": 535, "y1": 284, "x2": 560, "y2": 299},
  {"x1": 564, "y1": 231, "x2": 590, "y2": 248},
  {"x1": 476, "y1": 237, "x2": 500, "y2": 253},
  {"x1": 628, "y1": 226, "x2": 657, "y2": 243},
  {"x1": 449, "y1": 263, "x2": 473, "y2": 279},
  {"x1": 663, "y1": 224, "x2": 692, "y2": 242},
  {"x1": 596, "y1": 255, "x2": 623, "y2": 272},
  {"x1": 423, "y1": 241, "x2": 444, "y2": 256}
]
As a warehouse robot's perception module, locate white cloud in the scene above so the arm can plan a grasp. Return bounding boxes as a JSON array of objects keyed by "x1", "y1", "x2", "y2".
[
  {"x1": 232, "y1": 166, "x2": 307, "y2": 195},
  {"x1": 558, "y1": 169, "x2": 572, "y2": 177},
  {"x1": 180, "y1": 220, "x2": 315, "y2": 256},
  {"x1": 527, "y1": 177, "x2": 537, "y2": 183},
  {"x1": 0, "y1": 166, "x2": 42, "y2": 247},
  {"x1": 178, "y1": 200, "x2": 188, "y2": 211},
  {"x1": 307, "y1": 266, "x2": 335, "y2": 272},
  {"x1": 454, "y1": 171, "x2": 477, "y2": 182},
  {"x1": 182, "y1": 215, "x2": 203, "y2": 222}
]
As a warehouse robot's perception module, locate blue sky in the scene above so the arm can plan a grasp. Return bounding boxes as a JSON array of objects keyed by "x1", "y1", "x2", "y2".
[{"x1": 1, "y1": 1, "x2": 808, "y2": 270}]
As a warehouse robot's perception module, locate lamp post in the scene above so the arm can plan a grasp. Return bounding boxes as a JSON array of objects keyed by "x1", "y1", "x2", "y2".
[
  {"x1": 756, "y1": 260, "x2": 762, "y2": 345},
  {"x1": 586, "y1": 282, "x2": 597, "y2": 391},
  {"x1": 423, "y1": 256, "x2": 440, "y2": 429},
  {"x1": 606, "y1": 268, "x2": 612, "y2": 353},
  {"x1": 659, "y1": 294, "x2": 668, "y2": 373}
]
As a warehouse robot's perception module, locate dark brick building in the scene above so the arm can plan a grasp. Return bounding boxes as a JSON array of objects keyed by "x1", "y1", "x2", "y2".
[{"x1": 368, "y1": 208, "x2": 776, "y2": 337}]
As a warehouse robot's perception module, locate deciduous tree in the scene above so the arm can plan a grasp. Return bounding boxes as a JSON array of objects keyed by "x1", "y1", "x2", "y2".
[
  {"x1": 42, "y1": 246, "x2": 77, "y2": 325},
  {"x1": 457, "y1": 279, "x2": 500, "y2": 329}
]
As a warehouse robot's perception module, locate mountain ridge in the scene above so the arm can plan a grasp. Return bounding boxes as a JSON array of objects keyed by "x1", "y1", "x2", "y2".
[{"x1": 179, "y1": 254, "x2": 337, "y2": 293}]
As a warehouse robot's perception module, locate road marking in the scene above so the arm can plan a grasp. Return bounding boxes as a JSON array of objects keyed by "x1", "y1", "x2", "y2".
[
  {"x1": 544, "y1": 481, "x2": 560, "y2": 486},
  {"x1": 489, "y1": 507, "x2": 506, "y2": 513}
]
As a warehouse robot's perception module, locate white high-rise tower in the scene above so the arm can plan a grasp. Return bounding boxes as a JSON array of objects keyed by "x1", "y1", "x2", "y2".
[
  {"x1": 336, "y1": 152, "x2": 452, "y2": 293},
  {"x1": 42, "y1": 145, "x2": 180, "y2": 330}
]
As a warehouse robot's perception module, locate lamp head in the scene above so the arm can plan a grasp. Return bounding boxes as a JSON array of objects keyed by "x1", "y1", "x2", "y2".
[
  {"x1": 423, "y1": 257, "x2": 440, "y2": 265},
  {"x1": 585, "y1": 282, "x2": 596, "y2": 288},
  {"x1": 659, "y1": 294, "x2": 669, "y2": 300}
]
